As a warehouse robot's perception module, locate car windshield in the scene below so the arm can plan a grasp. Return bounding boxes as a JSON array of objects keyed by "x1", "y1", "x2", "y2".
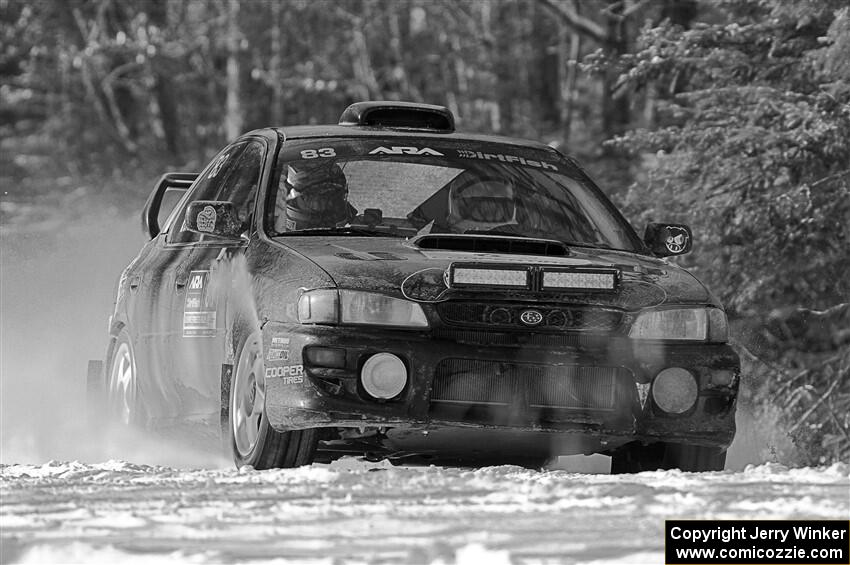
[{"x1": 265, "y1": 138, "x2": 641, "y2": 251}]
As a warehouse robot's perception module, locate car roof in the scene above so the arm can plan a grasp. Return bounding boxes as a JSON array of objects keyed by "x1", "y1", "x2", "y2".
[{"x1": 243, "y1": 125, "x2": 559, "y2": 154}]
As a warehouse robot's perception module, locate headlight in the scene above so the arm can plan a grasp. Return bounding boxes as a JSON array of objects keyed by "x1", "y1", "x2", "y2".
[
  {"x1": 297, "y1": 289, "x2": 429, "y2": 328},
  {"x1": 629, "y1": 307, "x2": 728, "y2": 342}
]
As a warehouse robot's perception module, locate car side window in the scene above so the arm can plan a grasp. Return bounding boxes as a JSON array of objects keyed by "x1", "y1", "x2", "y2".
[
  {"x1": 166, "y1": 143, "x2": 249, "y2": 244},
  {"x1": 214, "y1": 141, "x2": 264, "y2": 234}
]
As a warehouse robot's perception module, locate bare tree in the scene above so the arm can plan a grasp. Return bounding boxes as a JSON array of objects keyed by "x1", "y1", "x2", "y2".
[{"x1": 224, "y1": 0, "x2": 243, "y2": 140}]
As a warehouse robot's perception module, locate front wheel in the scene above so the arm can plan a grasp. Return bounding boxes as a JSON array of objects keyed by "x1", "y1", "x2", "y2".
[
  {"x1": 225, "y1": 331, "x2": 317, "y2": 469},
  {"x1": 611, "y1": 442, "x2": 726, "y2": 473}
]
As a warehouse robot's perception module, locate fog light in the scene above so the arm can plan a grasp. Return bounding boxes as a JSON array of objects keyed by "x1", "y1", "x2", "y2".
[
  {"x1": 360, "y1": 353, "x2": 407, "y2": 399},
  {"x1": 652, "y1": 367, "x2": 698, "y2": 414}
]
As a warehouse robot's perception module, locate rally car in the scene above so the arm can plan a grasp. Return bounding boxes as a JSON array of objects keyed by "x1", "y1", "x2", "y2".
[{"x1": 93, "y1": 101, "x2": 739, "y2": 471}]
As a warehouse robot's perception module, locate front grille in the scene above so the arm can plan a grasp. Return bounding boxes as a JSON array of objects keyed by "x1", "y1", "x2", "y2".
[
  {"x1": 432, "y1": 328, "x2": 621, "y2": 349},
  {"x1": 437, "y1": 302, "x2": 624, "y2": 333},
  {"x1": 430, "y1": 359, "x2": 626, "y2": 411}
]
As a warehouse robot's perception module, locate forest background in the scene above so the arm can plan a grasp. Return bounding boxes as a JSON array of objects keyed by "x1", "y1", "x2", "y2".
[{"x1": 1, "y1": 0, "x2": 848, "y2": 465}]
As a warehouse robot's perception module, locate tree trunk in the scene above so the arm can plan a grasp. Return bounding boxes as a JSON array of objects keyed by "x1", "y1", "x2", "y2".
[
  {"x1": 148, "y1": 0, "x2": 181, "y2": 159},
  {"x1": 601, "y1": 1, "x2": 629, "y2": 143},
  {"x1": 494, "y1": 2, "x2": 516, "y2": 133},
  {"x1": 388, "y1": 5, "x2": 415, "y2": 100},
  {"x1": 562, "y1": 17, "x2": 582, "y2": 143},
  {"x1": 349, "y1": 1, "x2": 382, "y2": 100},
  {"x1": 269, "y1": 0, "x2": 284, "y2": 125},
  {"x1": 533, "y1": 2, "x2": 561, "y2": 127},
  {"x1": 224, "y1": 0, "x2": 243, "y2": 140}
]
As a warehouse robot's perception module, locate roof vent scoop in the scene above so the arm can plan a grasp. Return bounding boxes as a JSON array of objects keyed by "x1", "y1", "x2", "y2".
[{"x1": 339, "y1": 101, "x2": 455, "y2": 133}]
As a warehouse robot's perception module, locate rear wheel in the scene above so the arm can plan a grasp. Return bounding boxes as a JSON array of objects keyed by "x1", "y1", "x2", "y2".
[
  {"x1": 107, "y1": 330, "x2": 143, "y2": 425},
  {"x1": 611, "y1": 442, "x2": 726, "y2": 473},
  {"x1": 225, "y1": 331, "x2": 317, "y2": 469}
]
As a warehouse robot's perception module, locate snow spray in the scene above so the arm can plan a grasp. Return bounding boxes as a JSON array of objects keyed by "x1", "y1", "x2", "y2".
[
  {"x1": 208, "y1": 251, "x2": 262, "y2": 357},
  {"x1": 0, "y1": 208, "x2": 225, "y2": 467}
]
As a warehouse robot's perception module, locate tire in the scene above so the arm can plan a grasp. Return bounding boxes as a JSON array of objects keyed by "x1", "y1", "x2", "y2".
[
  {"x1": 611, "y1": 442, "x2": 726, "y2": 473},
  {"x1": 224, "y1": 331, "x2": 318, "y2": 469},
  {"x1": 106, "y1": 329, "x2": 145, "y2": 426}
]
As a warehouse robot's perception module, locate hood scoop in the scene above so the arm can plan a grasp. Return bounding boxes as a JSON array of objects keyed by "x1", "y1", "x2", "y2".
[
  {"x1": 413, "y1": 234, "x2": 569, "y2": 257},
  {"x1": 335, "y1": 251, "x2": 405, "y2": 261}
]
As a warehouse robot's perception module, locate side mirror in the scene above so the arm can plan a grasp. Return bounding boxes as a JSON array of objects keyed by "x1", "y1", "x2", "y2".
[
  {"x1": 185, "y1": 201, "x2": 242, "y2": 238},
  {"x1": 644, "y1": 223, "x2": 693, "y2": 257}
]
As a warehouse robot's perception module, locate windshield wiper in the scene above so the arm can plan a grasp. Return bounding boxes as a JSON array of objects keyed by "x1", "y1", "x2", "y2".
[{"x1": 273, "y1": 226, "x2": 403, "y2": 237}]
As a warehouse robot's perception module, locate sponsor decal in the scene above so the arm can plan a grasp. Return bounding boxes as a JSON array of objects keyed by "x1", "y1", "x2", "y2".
[
  {"x1": 267, "y1": 348, "x2": 290, "y2": 361},
  {"x1": 456, "y1": 149, "x2": 558, "y2": 171},
  {"x1": 265, "y1": 365, "x2": 304, "y2": 384},
  {"x1": 196, "y1": 205, "x2": 217, "y2": 233},
  {"x1": 368, "y1": 146, "x2": 444, "y2": 156},
  {"x1": 300, "y1": 148, "x2": 336, "y2": 159},
  {"x1": 519, "y1": 309, "x2": 544, "y2": 326},
  {"x1": 665, "y1": 226, "x2": 690, "y2": 254},
  {"x1": 183, "y1": 270, "x2": 216, "y2": 337},
  {"x1": 224, "y1": 327, "x2": 234, "y2": 363},
  {"x1": 271, "y1": 336, "x2": 291, "y2": 347},
  {"x1": 183, "y1": 311, "x2": 216, "y2": 336}
]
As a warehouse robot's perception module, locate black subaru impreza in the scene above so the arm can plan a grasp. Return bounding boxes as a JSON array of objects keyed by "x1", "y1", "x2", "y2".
[{"x1": 94, "y1": 101, "x2": 739, "y2": 472}]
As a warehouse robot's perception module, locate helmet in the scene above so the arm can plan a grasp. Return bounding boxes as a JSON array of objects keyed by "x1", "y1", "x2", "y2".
[
  {"x1": 446, "y1": 176, "x2": 517, "y2": 232},
  {"x1": 277, "y1": 162, "x2": 352, "y2": 231}
]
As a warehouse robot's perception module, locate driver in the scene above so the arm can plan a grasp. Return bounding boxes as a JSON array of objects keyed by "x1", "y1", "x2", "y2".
[
  {"x1": 445, "y1": 175, "x2": 518, "y2": 233},
  {"x1": 274, "y1": 162, "x2": 355, "y2": 232}
]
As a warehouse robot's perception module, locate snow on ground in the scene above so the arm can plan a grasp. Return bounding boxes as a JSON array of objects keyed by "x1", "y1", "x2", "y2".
[{"x1": 1, "y1": 458, "x2": 848, "y2": 564}]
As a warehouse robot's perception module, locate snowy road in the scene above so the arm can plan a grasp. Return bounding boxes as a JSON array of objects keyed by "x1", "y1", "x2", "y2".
[{"x1": 1, "y1": 459, "x2": 847, "y2": 564}]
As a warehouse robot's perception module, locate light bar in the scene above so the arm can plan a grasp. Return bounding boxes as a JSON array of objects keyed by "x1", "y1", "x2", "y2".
[
  {"x1": 451, "y1": 267, "x2": 528, "y2": 288},
  {"x1": 542, "y1": 270, "x2": 617, "y2": 290}
]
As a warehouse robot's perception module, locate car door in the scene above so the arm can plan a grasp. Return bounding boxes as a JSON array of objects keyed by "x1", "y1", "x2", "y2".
[
  {"x1": 164, "y1": 139, "x2": 267, "y2": 422},
  {"x1": 120, "y1": 174, "x2": 197, "y2": 423},
  {"x1": 130, "y1": 142, "x2": 248, "y2": 422}
]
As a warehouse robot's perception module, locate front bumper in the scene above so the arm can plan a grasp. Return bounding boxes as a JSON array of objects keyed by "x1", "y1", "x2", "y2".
[{"x1": 262, "y1": 322, "x2": 739, "y2": 452}]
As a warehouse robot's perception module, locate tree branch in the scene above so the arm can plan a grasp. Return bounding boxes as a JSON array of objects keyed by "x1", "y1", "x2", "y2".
[
  {"x1": 601, "y1": 0, "x2": 652, "y2": 20},
  {"x1": 809, "y1": 170, "x2": 850, "y2": 189},
  {"x1": 537, "y1": 0, "x2": 609, "y2": 44},
  {"x1": 789, "y1": 375, "x2": 843, "y2": 433},
  {"x1": 70, "y1": 7, "x2": 135, "y2": 153}
]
